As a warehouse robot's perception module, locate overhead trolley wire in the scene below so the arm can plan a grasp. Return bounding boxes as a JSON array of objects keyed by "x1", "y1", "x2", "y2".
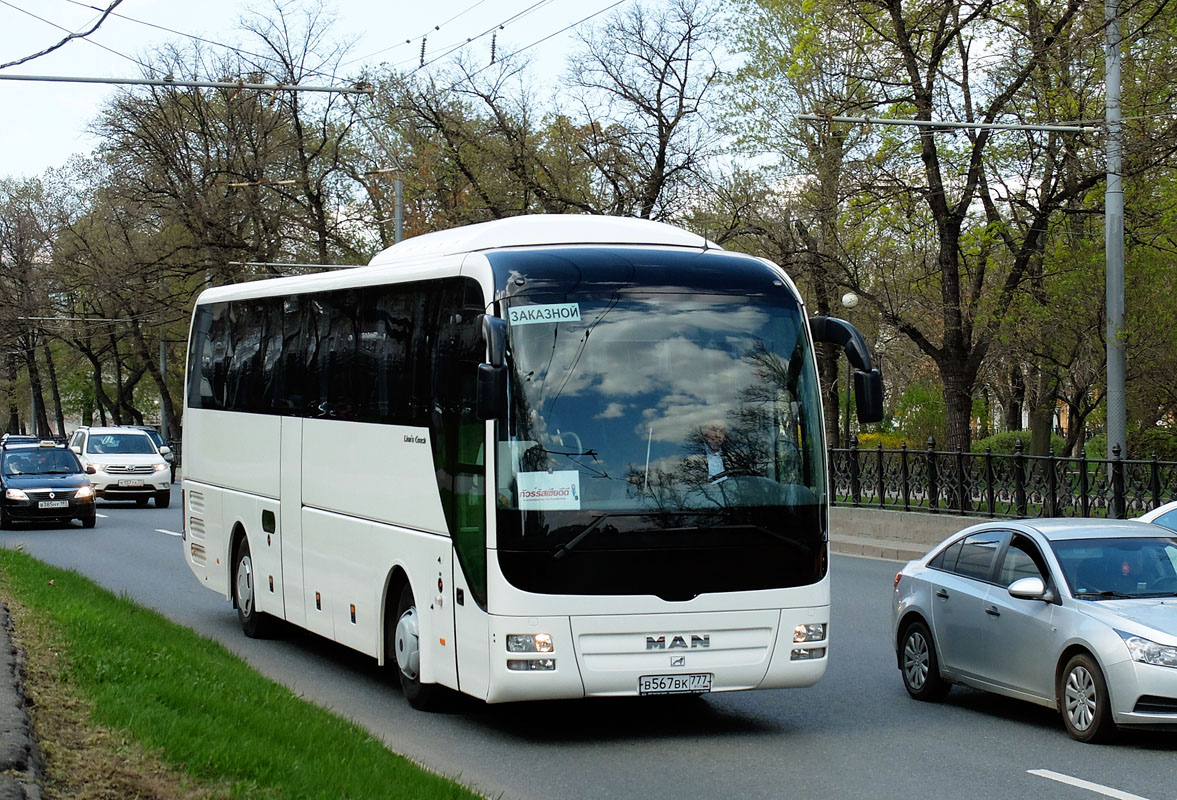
[{"x1": 0, "y1": 0, "x2": 158, "y2": 74}]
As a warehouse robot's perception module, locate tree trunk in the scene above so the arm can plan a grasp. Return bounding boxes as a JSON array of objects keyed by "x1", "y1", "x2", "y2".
[
  {"x1": 23, "y1": 339, "x2": 51, "y2": 439},
  {"x1": 127, "y1": 318, "x2": 180, "y2": 439},
  {"x1": 42, "y1": 343, "x2": 66, "y2": 438},
  {"x1": 941, "y1": 368, "x2": 975, "y2": 454},
  {"x1": 4, "y1": 353, "x2": 20, "y2": 434},
  {"x1": 1005, "y1": 368, "x2": 1025, "y2": 431},
  {"x1": 1028, "y1": 368, "x2": 1057, "y2": 456}
]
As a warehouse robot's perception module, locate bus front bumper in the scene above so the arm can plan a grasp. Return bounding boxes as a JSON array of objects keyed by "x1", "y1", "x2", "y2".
[{"x1": 484, "y1": 608, "x2": 829, "y2": 704}]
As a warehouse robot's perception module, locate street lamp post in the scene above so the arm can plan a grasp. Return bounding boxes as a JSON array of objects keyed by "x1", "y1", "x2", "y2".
[{"x1": 841, "y1": 292, "x2": 859, "y2": 447}]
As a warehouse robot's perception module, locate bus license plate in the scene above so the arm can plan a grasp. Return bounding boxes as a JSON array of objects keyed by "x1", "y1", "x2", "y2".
[
  {"x1": 38, "y1": 500, "x2": 69, "y2": 509},
  {"x1": 118, "y1": 479, "x2": 143, "y2": 487},
  {"x1": 638, "y1": 673, "x2": 712, "y2": 696}
]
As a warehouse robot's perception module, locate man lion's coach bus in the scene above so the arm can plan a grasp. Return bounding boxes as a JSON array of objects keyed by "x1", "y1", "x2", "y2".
[{"x1": 181, "y1": 215, "x2": 882, "y2": 709}]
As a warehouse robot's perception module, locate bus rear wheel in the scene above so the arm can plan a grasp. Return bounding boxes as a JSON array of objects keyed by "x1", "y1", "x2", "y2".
[
  {"x1": 392, "y1": 583, "x2": 440, "y2": 710},
  {"x1": 234, "y1": 537, "x2": 274, "y2": 638}
]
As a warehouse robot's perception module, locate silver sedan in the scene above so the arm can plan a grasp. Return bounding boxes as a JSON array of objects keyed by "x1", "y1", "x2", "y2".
[{"x1": 892, "y1": 518, "x2": 1177, "y2": 743}]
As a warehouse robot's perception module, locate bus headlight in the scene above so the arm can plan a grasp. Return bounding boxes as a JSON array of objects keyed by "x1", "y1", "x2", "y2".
[
  {"x1": 794, "y1": 623, "x2": 826, "y2": 643},
  {"x1": 506, "y1": 633, "x2": 554, "y2": 653}
]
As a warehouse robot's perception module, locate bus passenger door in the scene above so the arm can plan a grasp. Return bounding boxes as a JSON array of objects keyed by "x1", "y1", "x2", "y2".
[
  {"x1": 452, "y1": 550, "x2": 490, "y2": 700},
  {"x1": 280, "y1": 417, "x2": 306, "y2": 628}
]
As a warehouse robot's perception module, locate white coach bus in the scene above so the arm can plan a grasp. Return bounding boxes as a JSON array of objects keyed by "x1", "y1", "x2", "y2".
[{"x1": 181, "y1": 214, "x2": 882, "y2": 709}]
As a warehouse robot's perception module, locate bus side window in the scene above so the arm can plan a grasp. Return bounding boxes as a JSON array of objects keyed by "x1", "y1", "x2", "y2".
[
  {"x1": 206, "y1": 302, "x2": 233, "y2": 410},
  {"x1": 225, "y1": 300, "x2": 266, "y2": 412},
  {"x1": 187, "y1": 305, "x2": 216, "y2": 410}
]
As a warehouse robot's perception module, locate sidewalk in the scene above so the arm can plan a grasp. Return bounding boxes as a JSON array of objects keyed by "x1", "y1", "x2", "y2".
[{"x1": 829, "y1": 531, "x2": 926, "y2": 563}]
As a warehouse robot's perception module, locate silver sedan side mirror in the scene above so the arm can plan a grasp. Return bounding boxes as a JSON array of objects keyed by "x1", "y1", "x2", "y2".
[{"x1": 1008, "y1": 576, "x2": 1054, "y2": 602}]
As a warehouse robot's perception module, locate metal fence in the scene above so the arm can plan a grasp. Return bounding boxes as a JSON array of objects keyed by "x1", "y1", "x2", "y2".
[{"x1": 829, "y1": 437, "x2": 1177, "y2": 519}]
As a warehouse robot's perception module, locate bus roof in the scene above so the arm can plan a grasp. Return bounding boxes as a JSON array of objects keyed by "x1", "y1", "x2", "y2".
[
  {"x1": 193, "y1": 216, "x2": 735, "y2": 305},
  {"x1": 367, "y1": 214, "x2": 720, "y2": 267}
]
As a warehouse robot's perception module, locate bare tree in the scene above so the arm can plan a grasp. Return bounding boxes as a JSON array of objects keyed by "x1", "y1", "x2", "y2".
[{"x1": 568, "y1": 0, "x2": 724, "y2": 219}]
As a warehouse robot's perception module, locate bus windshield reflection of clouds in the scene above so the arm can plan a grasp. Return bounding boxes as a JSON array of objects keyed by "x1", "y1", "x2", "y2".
[{"x1": 499, "y1": 293, "x2": 823, "y2": 513}]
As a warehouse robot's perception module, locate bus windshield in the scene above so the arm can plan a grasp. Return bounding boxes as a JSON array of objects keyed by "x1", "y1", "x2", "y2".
[{"x1": 497, "y1": 290, "x2": 824, "y2": 514}]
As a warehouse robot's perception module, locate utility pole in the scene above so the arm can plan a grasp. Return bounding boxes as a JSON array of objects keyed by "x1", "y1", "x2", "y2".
[
  {"x1": 394, "y1": 179, "x2": 404, "y2": 243},
  {"x1": 1105, "y1": 0, "x2": 1126, "y2": 461},
  {"x1": 159, "y1": 338, "x2": 168, "y2": 442}
]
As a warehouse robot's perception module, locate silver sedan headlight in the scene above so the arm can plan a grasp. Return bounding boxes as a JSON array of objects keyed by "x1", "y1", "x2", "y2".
[{"x1": 1117, "y1": 630, "x2": 1177, "y2": 668}]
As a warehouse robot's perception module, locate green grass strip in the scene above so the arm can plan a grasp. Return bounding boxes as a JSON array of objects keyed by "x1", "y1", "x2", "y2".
[{"x1": 0, "y1": 548, "x2": 483, "y2": 800}]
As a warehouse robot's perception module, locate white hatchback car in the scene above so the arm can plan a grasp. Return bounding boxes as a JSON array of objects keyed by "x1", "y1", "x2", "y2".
[{"x1": 68, "y1": 426, "x2": 172, "y2": 507}]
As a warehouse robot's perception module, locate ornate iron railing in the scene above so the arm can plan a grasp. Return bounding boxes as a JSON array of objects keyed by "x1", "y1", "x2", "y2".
[{"x1": 829, "y1": 437, "x2": 1177, "y2": 519}]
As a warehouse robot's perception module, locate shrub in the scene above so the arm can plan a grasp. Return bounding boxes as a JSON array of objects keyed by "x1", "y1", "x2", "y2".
[
  {"x1": 1084, "y1": 435, "x2": 1107, "y2": 459},
  {"x1": 971, "y1": 430, "x2": 1067, "y2": 455},
  {"x1": 853, "y1": 432, "x2": 923, "y2": 450},
  {"x1": 1128, "y1": 428, "x2": 1177, "y2": 461}
]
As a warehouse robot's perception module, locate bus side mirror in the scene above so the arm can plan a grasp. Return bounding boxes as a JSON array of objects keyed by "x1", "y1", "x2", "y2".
[
  {"x1": 477, "y1": 364, "x2": 507, "y2": 420},
  {"x1": 481, "y1": 314, "x2": 507, "y2": 368},
  {"x1": 477, "y1": 314, "x2": 509, "y2": 420},
  {"x1": 809, "y1": 315, "x2": 885, "y2": 424},
  {"x1": 854, "y1": 369, "x2": 884, "y2": 423}
]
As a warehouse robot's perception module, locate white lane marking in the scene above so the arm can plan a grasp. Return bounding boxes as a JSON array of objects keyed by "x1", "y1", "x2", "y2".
[
  {"x1": 96, "y1": 513, "x2": 109, "y2": 518},
  {"x1": 1028, "y1": 769, "x2": 1152, "y2": 800},
  {"x1": 154, "y1": 529, "x2": 182, "y2": 537}
]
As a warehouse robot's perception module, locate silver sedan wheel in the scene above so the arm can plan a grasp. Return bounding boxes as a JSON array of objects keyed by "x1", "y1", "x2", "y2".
[
  {"x1": 903, "y1": 630, "x2": 930, "y2": 690},
  {"x1": 1064, "y1": 665, "x2": 1097, "y2": 732},
  {"x1": 235, "y1": 554, "x2": 255, "y2": 617},
  {"x1": 394, "y1": 605, "x2": 421, "y2": 681}
]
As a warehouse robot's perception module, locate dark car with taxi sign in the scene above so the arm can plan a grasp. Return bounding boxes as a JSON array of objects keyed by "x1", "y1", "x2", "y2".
[{"x1": 0, "y1": 440, "x2": 96, "y2": 528}]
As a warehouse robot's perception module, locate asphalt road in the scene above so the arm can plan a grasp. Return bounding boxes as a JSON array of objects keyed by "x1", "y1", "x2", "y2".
[{"x1": 2, "y1": 488, "x2": 1176, "y2": 800}]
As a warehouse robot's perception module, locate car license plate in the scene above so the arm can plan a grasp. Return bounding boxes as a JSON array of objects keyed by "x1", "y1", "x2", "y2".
[
  {"x1": 638, "y1": 673, "x2": 712, "y2": 696},
  {"x1": 38, "y1": 500, "x2": 69, "y2": 509},
  {"x1": 117, "y1": 479, "x2": 144, "y2": 487}
]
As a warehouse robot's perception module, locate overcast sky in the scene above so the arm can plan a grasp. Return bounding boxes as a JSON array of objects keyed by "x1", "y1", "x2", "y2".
[{"x1": 0, "y1": 0, "x2": 613, "y2": 180}]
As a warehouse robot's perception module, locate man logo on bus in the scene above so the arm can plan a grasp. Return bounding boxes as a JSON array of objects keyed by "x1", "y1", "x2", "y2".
[{"x1": 646, "y1": 634, "x2": 710, "y2": 650}]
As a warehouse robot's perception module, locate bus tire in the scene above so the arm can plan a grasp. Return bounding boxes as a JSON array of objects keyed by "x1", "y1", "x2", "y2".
[
  {"x1": 393, "y1": 583, "x2": 440, "y2": 710},
  {"x1": 234, "y1": 537, "x2": 274, "y2": 638}
]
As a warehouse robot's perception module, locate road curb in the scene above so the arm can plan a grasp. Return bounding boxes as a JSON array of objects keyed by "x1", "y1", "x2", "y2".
[{"x1": 0, "y1": 605, "x2": 43, "y2": 800}]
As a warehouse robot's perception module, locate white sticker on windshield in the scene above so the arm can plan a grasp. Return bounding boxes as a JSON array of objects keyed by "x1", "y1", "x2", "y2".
[
  {"x1": 517, "y1": 470, "x2": 582, "y2": 510},
  {"x1": 508, "y1": 303, "x2": 582, "y2": 326}
]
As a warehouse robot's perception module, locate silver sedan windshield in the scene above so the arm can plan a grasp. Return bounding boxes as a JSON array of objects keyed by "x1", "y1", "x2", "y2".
[{"x1": 1051, "y1": 537, "x2": 1177, "y2": 598}]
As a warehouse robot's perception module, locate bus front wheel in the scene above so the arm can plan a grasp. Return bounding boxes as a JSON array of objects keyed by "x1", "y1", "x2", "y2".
[
  {"x1": 234, "y1": 537, "x2": 274, "y2": 638},
  {"x1": 392, "y1": 583, "x2": 440, "y2": 710}
]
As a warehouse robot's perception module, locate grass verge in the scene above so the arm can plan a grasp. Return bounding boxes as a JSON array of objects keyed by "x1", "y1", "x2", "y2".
[{"x1": 0, "y1": 547, "x2": 483, "y2": 800}]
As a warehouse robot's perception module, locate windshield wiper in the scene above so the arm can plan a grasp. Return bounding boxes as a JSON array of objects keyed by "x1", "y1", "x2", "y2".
[
  {"x1": 711, "y1": 523, "x2": 812, "y2": 554},
  {"x1": 551, "y1": 511, "x2": 659, "y2": 560},
  {"x1": 552, "y1": 514, "x2": 615, "y2": 561},
  {"x1": 1075, "y1": 590, "x2": 1136, "y2": 599},
  {"x1": 529, "y1": 445, "x2": 598, "y2": 458}
]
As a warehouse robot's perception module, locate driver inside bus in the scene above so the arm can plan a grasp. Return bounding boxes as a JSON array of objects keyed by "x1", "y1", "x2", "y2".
[{"x1": 701, "y1": 420, "x2": 729, "y2": 483}]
